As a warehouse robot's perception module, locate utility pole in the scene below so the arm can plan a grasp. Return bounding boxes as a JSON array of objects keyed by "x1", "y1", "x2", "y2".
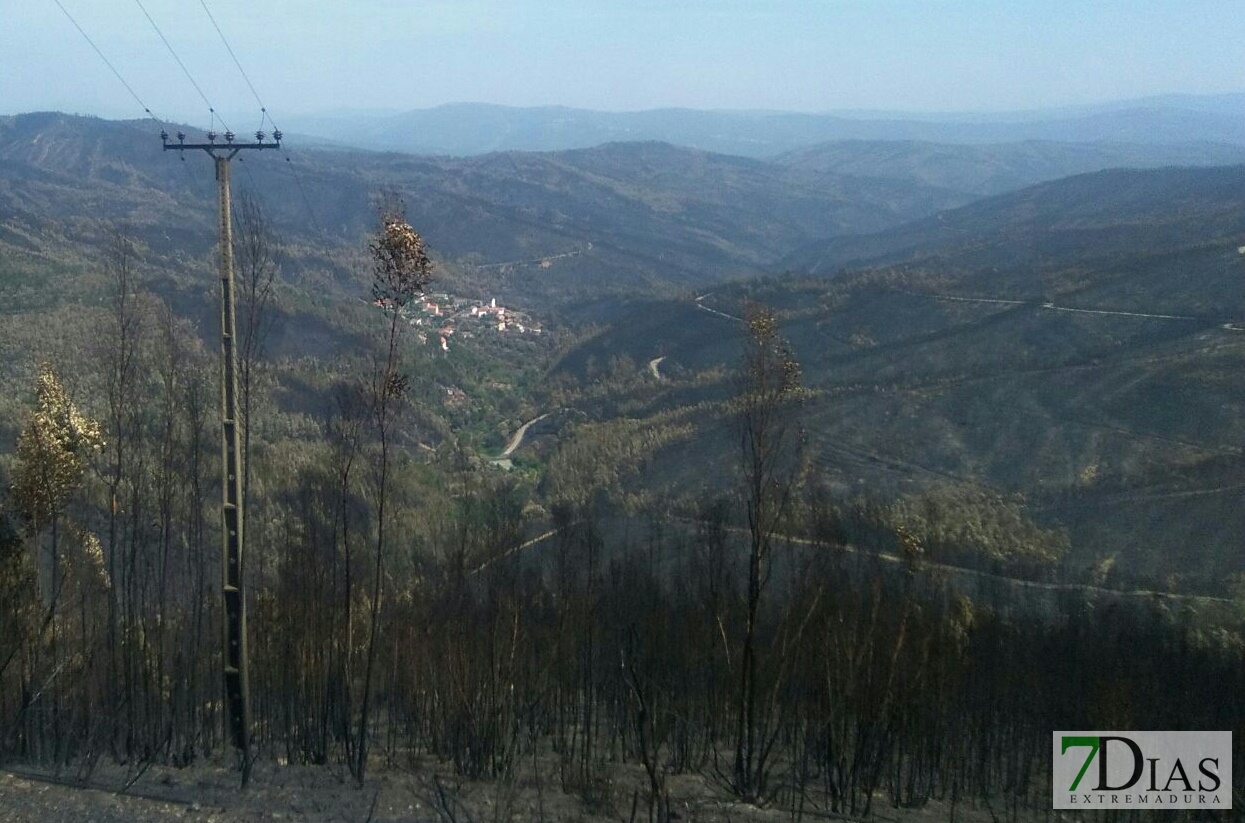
[{"x1": 163, "y1": 127, "x2": 280, "y2": 783}]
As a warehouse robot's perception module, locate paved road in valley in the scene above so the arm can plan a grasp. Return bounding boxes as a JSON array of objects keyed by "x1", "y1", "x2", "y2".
[
  {"x1": 499, "y1": 412, "x2": 552, "y2": 457},
  {"x1": 694, "y1": 293, "x2": 744, "y2": 322}
]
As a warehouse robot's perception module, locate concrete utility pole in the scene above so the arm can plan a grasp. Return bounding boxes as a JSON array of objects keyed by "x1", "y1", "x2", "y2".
[{"x1": 163, "y1": 128, "x2": 280, "y2": 781}]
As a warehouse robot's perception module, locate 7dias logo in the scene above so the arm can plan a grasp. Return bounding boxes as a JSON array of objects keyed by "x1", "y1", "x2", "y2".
[{"x1": 1053, "y1": 731, "x2": 1232, "y2": 809}]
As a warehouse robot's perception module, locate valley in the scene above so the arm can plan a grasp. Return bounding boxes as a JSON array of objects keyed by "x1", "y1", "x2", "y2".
[{"x1": 1, "y1": 104, "x2": 1244, "y2": 820}]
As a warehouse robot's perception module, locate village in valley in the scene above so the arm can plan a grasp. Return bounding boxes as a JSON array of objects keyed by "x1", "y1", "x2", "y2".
[{"x1": 406, "y1": 293, "x2": 543, "y2": 351}]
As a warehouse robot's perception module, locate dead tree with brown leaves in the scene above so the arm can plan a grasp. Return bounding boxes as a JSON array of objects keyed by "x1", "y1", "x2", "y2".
[
  {"x1": 732, "y1": 302, "x2": 804, "y2": 803},
  {"x1": 354, "y1": 198, "x2": 433, "y2": 784}
]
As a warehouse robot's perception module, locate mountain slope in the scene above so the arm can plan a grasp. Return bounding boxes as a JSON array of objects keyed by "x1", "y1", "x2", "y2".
[
  {"x1": 782, "y1": 163, "x2": 1245, "y2": 275},
  {"x1": 285, "y1": 96, "x2": 1245, "y2": 158},
  {"x1": 0, "y1": 113, "x2": 968, "y2": 307},
  {"x1": 775, "y1": 139, "x2": 1245, "y2": 198},
  {"x1": 546, "y1": 166, "x2": 1245, "y2": 590}
]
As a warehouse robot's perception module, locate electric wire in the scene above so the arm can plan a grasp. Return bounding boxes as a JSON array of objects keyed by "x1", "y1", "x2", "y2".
[
  {"x1": 60, "y1": 0, "x2": 322, "y2": 241},
  {"x1": 54, "y1": 0, "x2": 305, "y2": 260},
  {"x1": 48, "y1": 0, "x2": 215, "y2": 213},
  {"x1": 231, "y1": 159, "x2": 257, "y2": 255},
  {"x1": 183, "y1": 153, "x2": 209, "y2": 198},
  {"x1": 195, "y1": 0, "x2": 282, "y2": 139},
  {"x1": 133, "y1": 0, "x2": 229, "y2": 132},
  {"x1": 198, "y1": 0, "x2": 264, "y2": 115},
  {"x1": 50, "y1": 0, "x2": 165, "y2": 128},
  {"x1": 236, "y1": 156, "x2": 273, "y2": 231},
  {"x1": 193, "y1": 0, "x2": 325, "y2": 238},
  {"x1": 284, "y1": 153, "x2": 325, "y2": 237}
]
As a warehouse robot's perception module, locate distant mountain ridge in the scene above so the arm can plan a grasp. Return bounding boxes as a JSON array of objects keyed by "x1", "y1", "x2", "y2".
[
  {"x1": 284, "y1": 95, "x2": 1245, "y2": 158},
  {"x1": 0, "y1": 113, "x2": 969, "y2": 305},
  {"x1": 781, "y1": 163, "x2": 1245, "y2": 275},
  {"x1": 5, "y1": 111, "x2": 1245, "y2": 314},
  {"x1": 774, "y1": 139, "x2": 1245, "y2": 198}
]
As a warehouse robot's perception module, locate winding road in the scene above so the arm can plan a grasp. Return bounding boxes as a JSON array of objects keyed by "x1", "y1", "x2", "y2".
[
  {"x1": 473, "y1": 243, "x2": 591, "y2": 271},
  {"x1": 1038, "y1": 302, "x2": 1196, "y2": 321},
  {"x1": 648, "y1": 356, "x2": 667, "y2": 380},
  {"x1": 660, "y1": 517, "x2": 1235, "y2": 607},
  {"x1": 911, "y1": 290, "x2": 1211, "y2": 323},
  {"x1": 499, "y1": 412, "x2": 552, "y2": 457},
  {"x1": 462, "y1": 514, "x2": 1233, "y2": 608},
  {"x1": 694, "y1": 293, "x2": 744, "y2": 322}
]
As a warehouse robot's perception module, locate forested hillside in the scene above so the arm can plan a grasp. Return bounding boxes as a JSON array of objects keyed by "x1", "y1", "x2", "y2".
[
  {"x1": 549, "y1": 162, "x2": 1245, "y2": 590},
  {"x1": 1, "y1": 112, "x2": 1243, "y2": 820},
  {"x1": 774, "y1": 138, "x2": 1245, "y2": 198},
  {"x1": 0, "y1": 113, "x2": 972, "y2": 309},
  {"x1": 782, "y1": 163, "x2": 1245, "y2": 274}
]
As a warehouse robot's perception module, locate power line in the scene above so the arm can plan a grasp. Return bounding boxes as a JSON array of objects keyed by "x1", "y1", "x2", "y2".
[
  {"x1": 193, "y1": 0, "x2": 322, "y2": 238},
  {"x1": 196, "y1": 0, "x2": 328, "y2": 243},
  {"x1": 50, "y1": 0, "x2": 165, "y2": 127},
  {"x1": 197, "y1": 0, "x2": 286, "y2": 141},
  {"x1": 182, "y1": 152, "x2": 208, "y2": 198},
  {"x1": 284, "y1": 153, "x2": 325, "y2": 237},
  {"x1": 198, "y1": 0, "x2": 264, "y2": 114},
  {"x1": 133, "y1": 0, "x2": 229, "y2": 132}
]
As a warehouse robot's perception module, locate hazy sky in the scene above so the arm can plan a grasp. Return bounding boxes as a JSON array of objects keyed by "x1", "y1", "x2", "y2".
[{"x1": 2, "y1": 0, "x2": 1243, "y2": 127}]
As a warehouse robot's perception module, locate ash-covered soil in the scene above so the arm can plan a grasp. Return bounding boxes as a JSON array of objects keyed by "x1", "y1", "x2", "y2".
[{"x1": 0, "y1": 758, "x2": 1037, "y2": 822}]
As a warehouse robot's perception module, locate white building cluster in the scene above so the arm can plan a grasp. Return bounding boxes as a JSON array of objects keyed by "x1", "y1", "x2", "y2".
[{"x1": 405, "y1": 294, "x2": 542, "y2": 352}]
